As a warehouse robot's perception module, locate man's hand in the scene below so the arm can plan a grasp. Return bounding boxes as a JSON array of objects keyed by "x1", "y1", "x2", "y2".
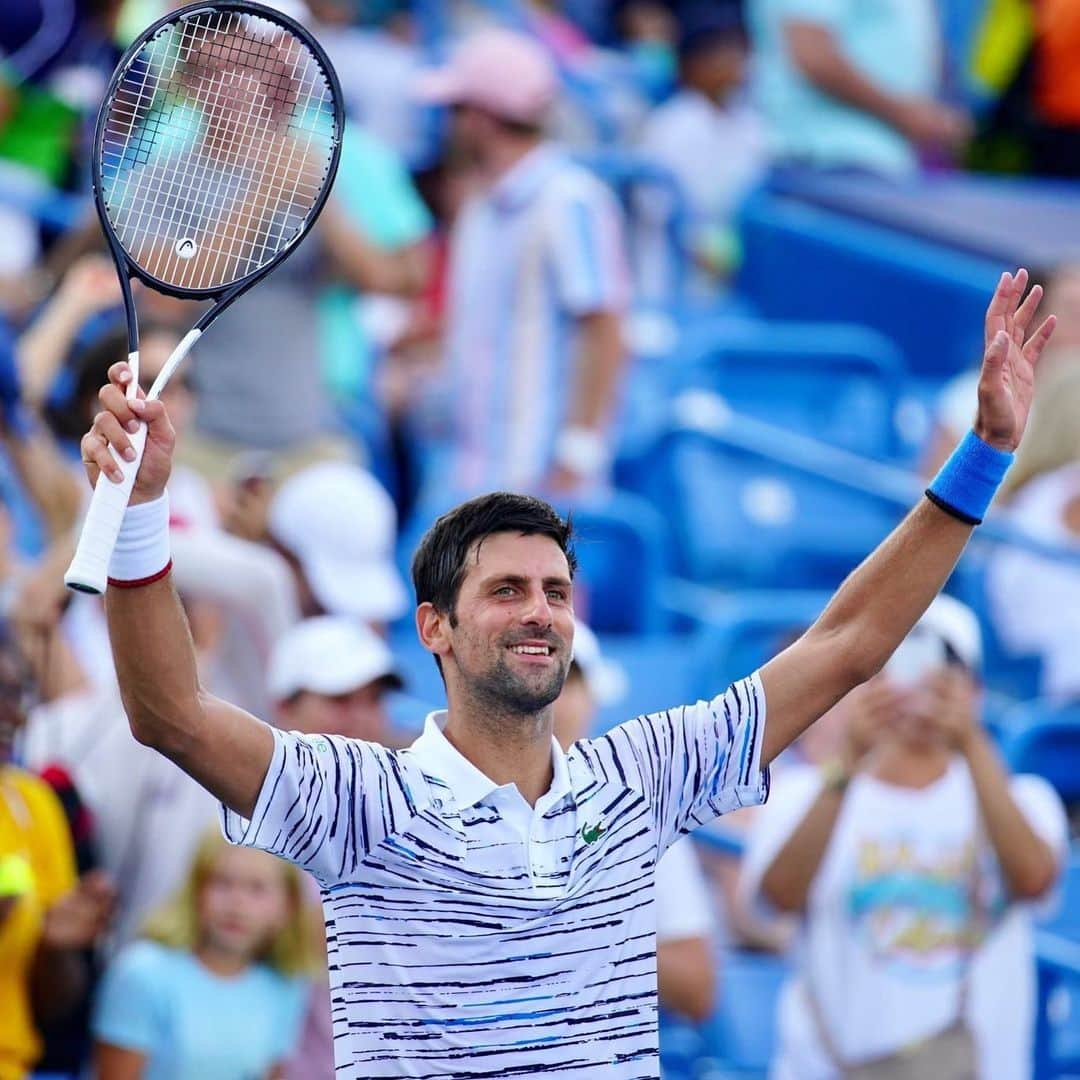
[
  {"x1": 41, "y1": 870, "x2": 116, "y2": 950},
  {"x1": 81, "y1": 362, "x2": 175, "y2": 503},
  {"x1": 976, "y1": 269, "x2": 1057, "y2": 452}
]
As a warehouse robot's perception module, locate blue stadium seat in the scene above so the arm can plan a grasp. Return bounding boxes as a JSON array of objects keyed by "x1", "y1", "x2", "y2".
[
  {"x1": 1002, "y1": 702, "x2": 1080, "y2": 806},
  {"x1": 709, "y1": 949, "x2": 789, "y2": 1075},
  {"x1": 735, "y1": 186, "x2": 1001, "y2": 378},
  {"x1": 665, "y1": 318, "x2": 908, "y2": 459},
  {"x1": 566, "y1": 491, "x2": 673, "y2": 634},
  {"x1": 632, "y1": 421, "x2": 899, "y2": 588},
  {"x1": 1038, "y1": 848, "x2": 1080, "y2": 942},
  {"x1": 1035, "y1": 932, "x2": 1080, "y2": 1078}
]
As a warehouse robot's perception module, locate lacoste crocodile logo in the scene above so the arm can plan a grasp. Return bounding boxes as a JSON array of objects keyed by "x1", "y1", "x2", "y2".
[{"x1": 581, "y1": 820, "x2": 607, "y2": 845}]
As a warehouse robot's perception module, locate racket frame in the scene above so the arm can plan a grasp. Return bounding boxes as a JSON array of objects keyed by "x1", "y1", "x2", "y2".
[{"x1": 65, "y1": 0, "x2": 344, "y2": 594}]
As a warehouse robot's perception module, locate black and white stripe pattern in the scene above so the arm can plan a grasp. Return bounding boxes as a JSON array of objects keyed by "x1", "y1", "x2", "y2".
[{"x1": 221, "y1": 674, "x2": 769, "y2": 1078}]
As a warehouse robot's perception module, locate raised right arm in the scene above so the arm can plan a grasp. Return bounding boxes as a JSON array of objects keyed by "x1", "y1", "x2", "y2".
[{"x1": 81, "y1": 362, "x2": 273, "y2": 818}]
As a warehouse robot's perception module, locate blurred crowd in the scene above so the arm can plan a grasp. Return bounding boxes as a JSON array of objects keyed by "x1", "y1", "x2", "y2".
[{"x1": 0, "y1": 0, "x2": 1079, "y2": 1078}]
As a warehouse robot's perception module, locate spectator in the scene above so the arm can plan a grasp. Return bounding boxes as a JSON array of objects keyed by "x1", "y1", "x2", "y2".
[
  {"x1": 552, "y1": 620, "x2": 716, "y2": 1022},
  {"x1": 222, "y1": 459, "x2": 408, "y2": 627},
  {"x1": 985, "y1": 362, "x2": 1080, "y2": 703},
  {"x1": 269, "y1": 616, "x2": 405, "y2": 745},
  {"x1": 0, "y1": 621, "x2": 114, "y2": 1080},
  {"x1": 747, "y1": 0, "x2": 969, "y2": 173},
  {"x1": 636, "y1": 4, "x2": 767, "y2": 299},
  {"x1": 415, "y1": 27, "x2": 630, "y2": 496},
  {"x1": 740, "y1": 596, "x2": 1067, "y2": 1079},
  {"x1": 93, "y1": 830, "x2": 314, "y2": 1079},
  {"x1": 267, "y1": 615, "x2": 407, "y2": 1080}
]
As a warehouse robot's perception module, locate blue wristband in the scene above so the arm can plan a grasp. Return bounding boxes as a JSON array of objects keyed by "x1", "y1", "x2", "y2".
[{"x1": 925, "y1": 429, "x2": 1013, "y2": 525}]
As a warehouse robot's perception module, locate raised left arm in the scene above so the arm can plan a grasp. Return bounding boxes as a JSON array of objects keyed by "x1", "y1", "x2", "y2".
[{"x1": 759, "y1": 269, "x2": 1055, "y2": 766}]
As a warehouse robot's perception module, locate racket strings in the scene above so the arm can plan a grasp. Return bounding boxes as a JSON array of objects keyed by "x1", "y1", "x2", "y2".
[{"x1": 100, "y1": 9, "x2": 337, "y2": 292}]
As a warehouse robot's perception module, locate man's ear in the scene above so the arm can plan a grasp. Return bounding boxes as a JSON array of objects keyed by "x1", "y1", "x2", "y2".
[{"x1": 417, "y1": 602, "x2": 452, "y2": 661}]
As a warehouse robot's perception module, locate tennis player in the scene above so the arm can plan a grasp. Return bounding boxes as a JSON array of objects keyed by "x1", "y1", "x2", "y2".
[{"x1": 80, "y1": 270, "x2": 1053, "y2": 1078}]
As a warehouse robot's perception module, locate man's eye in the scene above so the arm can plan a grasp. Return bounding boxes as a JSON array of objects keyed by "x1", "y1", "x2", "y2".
[
  {"x1": 547, "y1": 590, "x2": 567, "y2": 601},
  {"x1": 495, "y1": 586, "x2": 515, "y2": 597}
]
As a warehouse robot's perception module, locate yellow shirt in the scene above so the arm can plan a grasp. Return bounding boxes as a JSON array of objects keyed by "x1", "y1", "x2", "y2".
[{"x1": 0, "y1": 767, "x2": 77, "y2": 1080}]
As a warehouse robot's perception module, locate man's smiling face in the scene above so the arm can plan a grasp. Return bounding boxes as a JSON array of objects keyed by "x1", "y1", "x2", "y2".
[{"x1": 440, "y1": 531, "x2": 575, "y2": 715}]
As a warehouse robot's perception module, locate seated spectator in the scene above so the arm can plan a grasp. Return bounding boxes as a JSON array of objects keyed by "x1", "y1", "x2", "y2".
[
  {"x1": 552, "y1": 620, "x2": 716, "y2": 1022},
  {"x1": 269, "y1": 616, "x2": 405, "y2": 745},
  {"x1": 0, "y1": 621, "x2": 113, "y2": 1080},
  {"x1": 636, "y1": 3, "x2": 767, "y2": 300},
  {"x1": 747, "y1": 0, "x2": 969, "y2": 173},
  {"x1": 93, "y1": 830, "x2": 315, "y2": 1080},
  {"x1": 985, "y1": 362, "x2": 1080, "y2": 702},
  {"x1": 222, "y1": 459, "x2": 407, "y2": 628},
  {"x1": 740, "y1": 596, "x2": 1067, "y2": 1079}
]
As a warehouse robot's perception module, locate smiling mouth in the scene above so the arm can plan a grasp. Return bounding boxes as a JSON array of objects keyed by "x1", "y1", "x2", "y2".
[{"x1": 508, "y1": 644, "x2": 553, "y2": 657}]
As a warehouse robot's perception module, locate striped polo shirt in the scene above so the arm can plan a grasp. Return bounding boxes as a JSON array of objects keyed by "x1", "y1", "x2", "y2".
[
  {"x1": 221, "y1": 674, "x2": 769, "y2": 1078},
  {"x1": 445, "y1": 145, "x2": 629, "y2": 494}
]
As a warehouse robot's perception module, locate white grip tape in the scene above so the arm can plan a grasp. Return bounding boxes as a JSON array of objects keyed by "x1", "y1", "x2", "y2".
[{"x1": 64, "y1": 423, "x2": 148, "y2": 594}]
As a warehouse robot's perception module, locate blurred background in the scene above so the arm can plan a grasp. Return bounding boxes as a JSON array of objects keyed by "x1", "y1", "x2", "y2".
[{"x1": 1, "y1": 0, "x2": 1080, "y2": 1077}]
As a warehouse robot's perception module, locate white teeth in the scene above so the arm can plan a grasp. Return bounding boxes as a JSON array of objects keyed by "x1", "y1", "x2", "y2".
[{"x1": 511, "y1": 645, "x2": 549, "y2": 655}]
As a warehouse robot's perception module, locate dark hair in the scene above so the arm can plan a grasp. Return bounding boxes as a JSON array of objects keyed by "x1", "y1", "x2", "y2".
[
  {"x1": 44, "y1": 319, "x2": 179, "y2": 442},
  {"x1": 411, "y1": 492, "x2": 576, "y2": 616}
]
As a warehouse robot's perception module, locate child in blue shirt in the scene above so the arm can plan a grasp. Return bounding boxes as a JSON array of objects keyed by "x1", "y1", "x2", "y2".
[{"x1": 93, "y1": 830, "x2": 317, "y2": 1080}]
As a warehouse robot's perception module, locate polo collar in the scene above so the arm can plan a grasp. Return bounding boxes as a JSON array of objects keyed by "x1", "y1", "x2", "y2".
[
  {"x1": 489, "y1": 145, "x2": 563, "y2": 212},
  {"x1": 408, "y1": 710, "x2": 573, "y2": 810}
]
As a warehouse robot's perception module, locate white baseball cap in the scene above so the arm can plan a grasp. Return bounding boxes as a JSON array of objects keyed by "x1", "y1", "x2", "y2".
[
  {"x1": 570, "y1": 621, "x2": 628, "y2": 707},
  {"x1": 268, "y1": 462, "x2": 408, "y2": 623},
  {"x1": 268, "y1": 616, "x2": 403, "y2": 701},
  {"x1": 885, "y1": 594, "x2": 983, "y2": 688}
]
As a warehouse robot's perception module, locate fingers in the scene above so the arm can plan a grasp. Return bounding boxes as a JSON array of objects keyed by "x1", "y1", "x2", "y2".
[
  {"x1": 1023, "y1": 314, "x2": 1058, "y2": 367},
  {"x1": 106, "y1": 361, "x2": 147, "y2": 398},
  {"x1": 985, "y1": 270, "x2": 1014, "y2": 332},
  {"x1": 1013, "y1": 281, "x2": 1043, "y2": 341},
  {"x1": 94, "y1": 410, "x2": 136, "y2": 463},
  {"x1": 98, "y1": 382, "x2": 140, "y2": 434},
  {"x1": 81, "y1": 429, "x2": 121, "y2": 484}
]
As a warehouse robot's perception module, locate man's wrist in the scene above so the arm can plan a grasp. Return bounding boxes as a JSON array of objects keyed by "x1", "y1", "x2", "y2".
[
  {"x1": 925, "y1": 428, "x2": 1013, "y2": 526},
  {"x1": 108, "y1": 493, "x2": 171, "y2": 587}
]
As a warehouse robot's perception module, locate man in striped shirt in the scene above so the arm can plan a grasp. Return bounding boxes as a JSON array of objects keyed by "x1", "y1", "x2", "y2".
[{"x1": 82, "y1": 269, "x2": 1054, "y2": 1078}]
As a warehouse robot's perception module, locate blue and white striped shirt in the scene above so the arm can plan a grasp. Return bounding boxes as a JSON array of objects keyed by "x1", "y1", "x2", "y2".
[
  {"x1": 445, "y1": 145, "x2": 629, "y2": 494},
  {"x1": 221, "y1": 674, "x2": 769, "y2": 1078}
]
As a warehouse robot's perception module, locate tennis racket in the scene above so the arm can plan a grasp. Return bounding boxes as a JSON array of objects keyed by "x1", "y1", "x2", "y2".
[{"x1": 64, "y1": 0, "x2": 343, "y2": 594}]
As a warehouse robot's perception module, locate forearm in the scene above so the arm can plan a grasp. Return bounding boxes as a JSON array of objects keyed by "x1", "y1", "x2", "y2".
[
  {"x1": 105, "y1": 574, "x2": 203, "y2": 755},
  {"x1": 759, "y1": 783, "x2": 845, "y2": 912},
  {"x1": 5, "y1": 427, "x2": 83, "y2": 538},
  {"x1": 657, "y1": 937, "x2": 715, "y2": 1023},
  {"x1": 785, "y1": 20, "x2": 907, "y2": 130},
  {"x1": 16, "y1": 296, "x2": 88, "y2": 407},
  {"x1": 320, "y1": 203, "x2": 428, "y2": 296},
  {"x1": 762, "y1": 500, "x2": 972, "y2": 764},
  {"x1": 964, "y1": 731, "x2": 1057, "y2": 899},
  {"x1": 31, "y1": 944, "x2": 87, "y2": 1022},
  {"x1": 568, "y1": 311, "x2": 625, "y2": 430}
]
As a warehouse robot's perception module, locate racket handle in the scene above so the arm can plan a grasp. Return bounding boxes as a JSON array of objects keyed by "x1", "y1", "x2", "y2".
[{"x1": 64, "y1": 424, "x2": 149, "y2": 595}]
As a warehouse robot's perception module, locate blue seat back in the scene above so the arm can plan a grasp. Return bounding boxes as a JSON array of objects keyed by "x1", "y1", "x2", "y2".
[
  {"x1": 710, "y1": 949, "x2": 789, "y2": 1071},
  {"x1": 668, "y1": 320, "x2": 907, "y2": 459},
  {"x1": 1003, "y1": 704, "x2": 1080, "y2": 806},
  {"x1": 638, "y1": 426, "x2": 898, "y2": 588}
]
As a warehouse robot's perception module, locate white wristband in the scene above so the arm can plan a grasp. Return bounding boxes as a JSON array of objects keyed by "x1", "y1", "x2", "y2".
[
  {"x1": 553, "y1": 426, "x2": 610, "y2": 479},
  {"x1": 108, "y1": 492, "x2": 171, "y2": 584}
]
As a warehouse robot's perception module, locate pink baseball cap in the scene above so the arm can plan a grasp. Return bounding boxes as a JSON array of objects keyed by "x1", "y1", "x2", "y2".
[{"x1": 414, "y1": 27, "x2": 558, "y2": 125}]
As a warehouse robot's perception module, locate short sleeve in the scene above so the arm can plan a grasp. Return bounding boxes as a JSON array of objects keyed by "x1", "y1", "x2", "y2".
[
  {"x1": 219, "y1": 728, "x2": 417, "y2": 885},
  {"x1": 655, "y1": 838, "x2": 715, "y2": 942},
  {"x1": 598, "y1": 674, "x2": 770, "y2": 856},
  {"x1": 548, "y1": 175, "x2": 630, "y2": 316},
  {"x1": 92, "y1": 942, "x2": 169, "y2": 1053},
  {"x1": 738, "y1": 764, "x2": 823, "y2": 921}
]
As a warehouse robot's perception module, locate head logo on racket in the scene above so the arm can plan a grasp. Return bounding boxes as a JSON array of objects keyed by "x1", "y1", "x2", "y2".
[{"x1": 175, "y1": 237, "x2": 198, "y2": 259}]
